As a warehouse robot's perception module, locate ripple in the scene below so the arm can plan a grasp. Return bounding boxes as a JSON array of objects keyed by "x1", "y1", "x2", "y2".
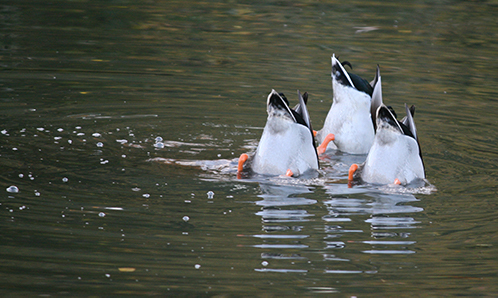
[
  {"x1": 324, "y1": 241, "x2": 345, "y2": 249},
  {"x1": 252, "y1": 234, "x2": 309, "y2": 239},
  {"x1": 105, "y1": 207, "x2": 124, "y2": 211},
  {"x1": 256, "y1": 209, "x2": 314, "y2": 223},
  {"x1": 77, "y1": 114, "x2": 158, "y2": 119},
  {"x1": 252, "y1": 244, "x2": 309, "y2": 249},
  {"x1": 255, "y1": 268, "x2": 308, "y2": 273},
  {"x1": 324, "y1": 270, "x2": 363, "y2": 274},
  {"x1": 362, "y1": 250, "x2": 416, "y2": 254},
  {"x1": 256, "y1": 197, "x2": 317, "y2": 207},
  {"x1": 361, "y1": 240, "x2": 416, "y2": 245},
  {"x1": 321, "y1": 215, "x2": 352, "y2": 222},
  {"x1": 365, "y1": 217, "x2": 420, "y2": 229},
  {"x1": 307, "y1": 287, "x2": 339, "y2": 294},
  {"x1": 261, "y1": 253, "x2": 307, "y2": 260}
]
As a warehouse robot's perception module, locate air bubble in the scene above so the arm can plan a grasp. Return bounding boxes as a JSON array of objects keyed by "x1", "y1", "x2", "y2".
[
  {"x1": 6, "y1": 185, "x2": 19, "y2": 193},
  {"x1": 62, "y1": 177, "x2": 68, "y2": 182},
  {"x1": 99, "y1": 212, "x2": 106, "y2": 217},
  {"x1": 194, "y1": 264, "x2": 201, "y2": 269},
  {"x1": 206, "y1": 191, "x2": 214, "y2": 199},
  {"x1": 183, "y1": 216, "x2": 190, "y2": 222},
  {"x1": 96, "y1": 142, "x2": 103, "y2": 147}
]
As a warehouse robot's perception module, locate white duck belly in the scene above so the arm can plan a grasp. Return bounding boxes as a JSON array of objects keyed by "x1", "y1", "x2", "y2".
[
  {"x1": 318, "y1": 83, "x2": 374, "y2": 154},
  {"x1": 252, "y1": 117, "x2": 318, "y2": 176},
  {"x1": 361, "y1": 134, "x2": 425, "y2": 184}
]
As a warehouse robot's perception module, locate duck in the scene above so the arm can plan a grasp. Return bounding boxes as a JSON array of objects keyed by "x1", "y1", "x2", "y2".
[
  {"x1": 237, "y1": 90, "x2": 334, "y2": 178},
  {"x1": 348, "y1": 104, "x2": 425, "y2": 186},
  {"x1": 316, "y1": 54, "x2": 383, "y2": 154}
]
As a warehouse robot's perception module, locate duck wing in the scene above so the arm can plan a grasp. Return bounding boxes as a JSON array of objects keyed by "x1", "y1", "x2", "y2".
[
  {"x1": 370, "y1": 65, "x2": 383, "y2": 131},
  {"x1": 396, "y1": 104, "x2": 416, "y2": 140},
  {"x1": 402, "y1": 104, "x2": 424, "y2": 169},
  {"x1": 401, "y1": 104, "x2": 417, "y2": 139},
  {"x1": 349, "y1": 73, "x2": 373, "y2": 96},
  {"x1": 295, "y1": 90, "x2": 312, "y2": 130}
]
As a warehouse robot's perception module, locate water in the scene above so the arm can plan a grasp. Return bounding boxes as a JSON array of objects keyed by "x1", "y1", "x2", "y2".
[{"x1": 1, "y1": 0, "x2": 497, "y2": 296}]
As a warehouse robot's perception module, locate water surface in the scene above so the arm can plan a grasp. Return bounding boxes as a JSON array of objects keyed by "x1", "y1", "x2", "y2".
[{"x1": 1, "y1": 0, "x2": 497, "y2": 296}]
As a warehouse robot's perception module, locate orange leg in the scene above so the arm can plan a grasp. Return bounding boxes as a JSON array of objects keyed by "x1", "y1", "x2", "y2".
[
  {"x1": 394, "y1": 178, "x2": 401, "y2": 185},
  {"x1": 237, "y1": 154, "x2": 249, "y2": 179},
  {"x1": 313, "y1": 130, "x2": 318, "y2": 137},
  {"x1": 285, "y1": 169, "x2": 294, "y2": 177},
  {"x1": 348, "y1": 164, "x2": 359, "y2": 188},
  {"x1": 317, "y1": 133, "x2": 335, "y2": 155}
]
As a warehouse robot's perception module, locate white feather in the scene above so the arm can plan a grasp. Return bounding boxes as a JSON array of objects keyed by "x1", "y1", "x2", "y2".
[
  {"x1": 361, "y1": 122, "x2": 425, "y2": 184},
  {"x1": 252, "y1": 105, "x2": 318, "y2": 176},
  {"x1": 317, "y1": 55, "x2": 375, "y2": 154},
  {"x1": 318, "y1": 79, "x2": 374, "y2": 154}
]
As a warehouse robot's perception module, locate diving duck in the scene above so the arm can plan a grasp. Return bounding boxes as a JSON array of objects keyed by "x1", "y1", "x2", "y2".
[
  {"x1": 348, "y1": 104, "x2": 425, "y2": 185},
  {"x1": 237, "y1": 90, "x2": 334, "y2": 178},
  {"x1": 316, "y1": 54, "x2": 383, "y2": 154}
]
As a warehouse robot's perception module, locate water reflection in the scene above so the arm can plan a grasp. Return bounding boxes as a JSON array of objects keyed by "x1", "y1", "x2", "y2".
[
  {"x1": 324, "y1": 187, "x2": 422, "y2": 256},
  {"x1": 3, "y1": 0, "x2": 497, "y2": 295},
  {"x1": 247, "y1": 181, "x2": 424, "y2": 275},
  {"x1": 323, "y1": 192, "x2": 423, "y2": 215},
  {"x1": 253, "y1": 183, "x2": 314, "y2": 273},
  {"x1": 147, "y1": 127, "x2": 429, "y2": 279},
  {"x1": 255, "y1": 183, "x2": 316, "y2": 207}
]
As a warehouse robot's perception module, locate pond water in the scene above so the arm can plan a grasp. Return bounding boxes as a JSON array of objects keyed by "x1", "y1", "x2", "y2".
[{"x1": 1, "y1": 0, "x2": 497, "y2": 296}]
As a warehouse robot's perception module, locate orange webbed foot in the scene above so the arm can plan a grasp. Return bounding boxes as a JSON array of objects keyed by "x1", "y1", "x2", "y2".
[
  {"x1": 237, "y1": 153, "x2": 249, "y2": 179},
  {"x1": 317, "y1": 133, "x2": 335, "y2": 155},
  {"x1": 348, "y1": 164, "x2": 359, "y2": 188},
  {"x1": 394, "y1": 178, "x2": 401, "y2": 185},
  {"x1": 313, "y1": 130, "x2": 317, "y2": 137},
  {"x1": 285, "y1": 169, "x2": 294, "y2": 177}
]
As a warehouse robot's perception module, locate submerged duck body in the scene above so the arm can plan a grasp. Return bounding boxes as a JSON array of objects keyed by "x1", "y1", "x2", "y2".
[
  {"x1": 238, "y1": 89, "x2": 319, "y2": 178},
  {"x1": 351, "y1": 104, "x2": 425, "y2": 185},
  {"x1": 317, "y1": 54, "x2": 382, "y2": 154}
]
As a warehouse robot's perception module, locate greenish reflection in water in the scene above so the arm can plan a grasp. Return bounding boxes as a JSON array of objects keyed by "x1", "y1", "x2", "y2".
[{"x1": 0, "y1": 0, "x2": 497, "y2": 296}]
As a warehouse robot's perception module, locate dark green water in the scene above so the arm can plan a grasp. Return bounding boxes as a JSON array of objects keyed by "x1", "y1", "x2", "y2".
[{"x1": 1, "y1": 0, "x2": 497, "y2": 296}]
